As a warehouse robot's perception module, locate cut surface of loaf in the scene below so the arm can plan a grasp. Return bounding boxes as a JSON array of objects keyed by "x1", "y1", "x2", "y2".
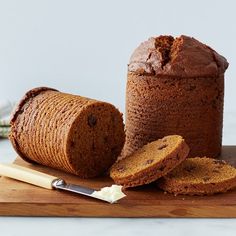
[
  {"x1": 10, "y1": 87, "x2": 125, "y2": 178},
  {"x1": 157, "y1": 157, "x2": 236, "y2": 195},
  {"x1": 110, "y1": 135, "x2": 189, "y2": 188}
]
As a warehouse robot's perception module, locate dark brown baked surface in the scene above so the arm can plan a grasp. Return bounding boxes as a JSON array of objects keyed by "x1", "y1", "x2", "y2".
[
  {"x1": 110, "y1": 135, "x2": 189, "y2": 188},
  {"x1": 124, "y1": 73, "x2": 224, "y2": 158},
  {"x1": 9, "y1": 87, "x2": 125, "y2": 178},
  {"x1": 157, "y1": 157, "x2": 236, "y2": 195},
  {"x1": 128, "y1": 35, "x2": 228, "y2": 78},
  {"x1": 124, "y1": 35, "x2": 228, "y2": 158}
]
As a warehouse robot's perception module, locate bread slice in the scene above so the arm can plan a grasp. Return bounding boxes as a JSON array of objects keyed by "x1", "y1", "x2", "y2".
[
  {"x1": 157, "y1": 157, "x2": 236, "y2": 195},
  {"x1": 110, "y1": 135, "x2": 189, "y2": 188}
]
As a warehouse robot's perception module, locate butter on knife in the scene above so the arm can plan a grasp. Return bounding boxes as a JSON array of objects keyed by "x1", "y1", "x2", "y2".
[{"x1": 0, "y1": 163, "x2": 126, "y2": 203}]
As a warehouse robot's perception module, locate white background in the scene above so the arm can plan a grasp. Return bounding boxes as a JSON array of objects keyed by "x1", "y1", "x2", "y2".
[
  {"x1": 0, "y1": 0, "x2": 236, "y2": 235},
  {"x1": 0, "y1": 0, "x2": 236, "y2": 114}
]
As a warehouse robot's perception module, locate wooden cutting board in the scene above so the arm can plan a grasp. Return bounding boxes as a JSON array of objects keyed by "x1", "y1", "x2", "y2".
[{"x1": 0, "y1": 146, "x2": 236, "y2": 217}]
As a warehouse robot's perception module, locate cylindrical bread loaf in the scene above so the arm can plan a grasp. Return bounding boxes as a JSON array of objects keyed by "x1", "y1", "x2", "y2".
[
  {"x1": 10, "y1": 87, "x2": 125, "y2": 178},
  {"x1": 124, "y1": 35, "x2": 228, "y2": 158}
]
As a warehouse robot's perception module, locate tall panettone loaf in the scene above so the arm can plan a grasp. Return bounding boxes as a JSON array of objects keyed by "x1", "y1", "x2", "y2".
[
  {"x1": 10, "y1": 87, "x2": 125, "y2": 178},
  {"x1": 124, "y1": 35, "x2": 228, "y2": 158}
]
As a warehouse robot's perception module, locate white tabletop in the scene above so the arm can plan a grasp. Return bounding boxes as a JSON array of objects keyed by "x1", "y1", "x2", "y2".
[{"x1": 0, "y1": 111, "x2": 236, "y2": 236}]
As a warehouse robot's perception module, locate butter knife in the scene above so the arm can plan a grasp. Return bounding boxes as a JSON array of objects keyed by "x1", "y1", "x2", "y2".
[{"x1": 0, "y1": 163, "x2": 126, "y2": 203}]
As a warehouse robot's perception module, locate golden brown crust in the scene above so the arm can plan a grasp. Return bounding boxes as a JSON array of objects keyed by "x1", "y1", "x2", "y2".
[
  {"x1": 125, "y1": 35, "x2": 228, "y2": 158},
  {"x1": 128, "y1": 35, "x2": 228, "y2": 78},
  {"x1": 124, "y1": 72, "x2": 224, "y2": 158},
  {"x1": 9, "y1": 87, "x2": 125, "y2": 178},
  {"x1": 9, "y1": 87, "x2": 58, "y2": 164},
  {"x1": 110, "y1": 135, "x2": 189, "y2": 188},
  {"x1": 10, "y1": 87, "x2": 58, "y2": 124},
  {"x1": 157, "y1": 157, "x2": 236, "y2": 195}
]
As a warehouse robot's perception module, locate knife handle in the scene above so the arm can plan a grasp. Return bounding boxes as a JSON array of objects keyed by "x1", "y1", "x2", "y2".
[{"x1": 0, "y1": 163, "x2": 59, "y2": 189}]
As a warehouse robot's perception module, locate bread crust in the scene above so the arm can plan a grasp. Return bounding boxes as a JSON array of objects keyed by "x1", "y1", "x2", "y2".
[
  {"x1": 124, "y1": 35, "x2": 228, "y2": 158},
  {"x1": 9, "y1": 87, "x2": 125, "y2": 178}
]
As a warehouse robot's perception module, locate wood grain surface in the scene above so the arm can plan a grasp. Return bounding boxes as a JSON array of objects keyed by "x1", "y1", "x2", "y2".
[{"x1": 0, "y1": 146, "x2": 236, "y2": 217}]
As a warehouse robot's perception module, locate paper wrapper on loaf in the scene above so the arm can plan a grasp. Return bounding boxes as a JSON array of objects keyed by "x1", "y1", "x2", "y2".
[{"x1": 9, "y1": 87, "x2": 125, "y2": 178}]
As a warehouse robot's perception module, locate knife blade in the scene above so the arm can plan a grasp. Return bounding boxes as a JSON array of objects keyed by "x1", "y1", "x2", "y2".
[{"x1": 0, "y1": 163, "x2": 126, "y2": 203}]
